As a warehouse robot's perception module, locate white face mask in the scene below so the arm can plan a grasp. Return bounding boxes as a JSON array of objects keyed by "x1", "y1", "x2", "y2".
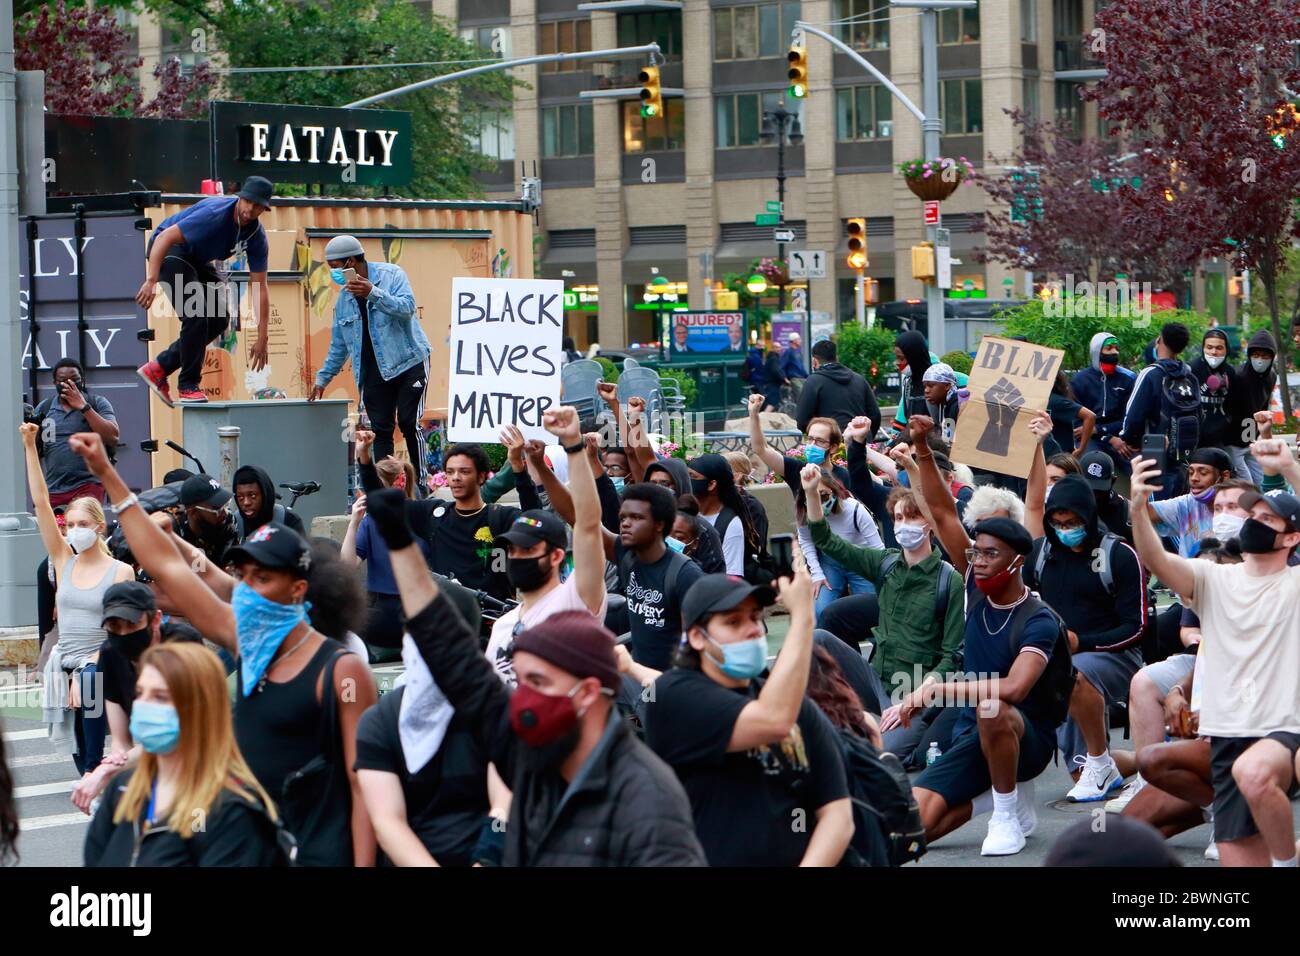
[
  {"x1": 894, "y1": 522, "x2": 930, "y2": 551},
  {"x1": 67, "y1": 526, "x2": 100, "y2": 554},
  {"x1": 1211, "y1": 513, "x2": 1245, "y2": 540},
  {"x1": 1251, "y1": 357, "x2": 1273, "y2": 374},
  {"x1": 1203, "y1": 351, "x2": 1225, "y2": 369}
]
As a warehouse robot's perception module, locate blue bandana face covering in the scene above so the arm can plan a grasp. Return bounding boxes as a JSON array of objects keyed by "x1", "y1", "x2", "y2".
[{"x1": 232, "y1": 582, "x2": 310, "y2": 697}]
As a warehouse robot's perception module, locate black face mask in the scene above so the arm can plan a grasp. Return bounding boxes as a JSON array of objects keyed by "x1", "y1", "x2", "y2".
[
  {"x1": 507, "y1": 552, "x2": 554, "y2": 593},
  {"x1": 519, "y1": 724, "x2": 581, "y2": 772},
  {"x1": 1239, "y1": 517, "x2": 1286, "y2": 554},
  {"x1": 113, "y1": 627, "x2": 152, "y2": 662},
  {"x1": 690, "y1": 477, "x2": 712, "y2": 497}
]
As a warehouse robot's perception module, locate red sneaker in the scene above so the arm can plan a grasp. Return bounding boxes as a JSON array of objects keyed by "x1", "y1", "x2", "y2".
[
  {"x1": 137, "y1": 360, "x2": 173, "y2": 407},
  {"x1": 177, "y1": 388, "x2": 208, "y2": 403}
]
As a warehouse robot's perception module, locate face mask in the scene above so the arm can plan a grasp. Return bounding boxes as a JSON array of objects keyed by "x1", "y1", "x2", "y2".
[
  {"x1": 821, "y1": 495, "x2": 836, "y2": 513},
  {"x1": 805, "y1": 445, "x2": 827, "y2": 465},
  {"x1": 1251, "y1": 357, "x2": 1273, "y2": 374},
  {"x1": 705, "y1": 632, "x2": 768, "y2": 680},
  {"x1": 1099, "y1": 355, "x2": 1119, "y2": 371},
  {"x1": 894, "y1": 522, "x2": 930, "y2": 551},
  {"x1": 329, "y1": 268, "x2": 347, "y2": 285},
  {"x1": 510, "y1": 681, "x2": 582, "y2": 748},
  {"x1": 129, "y1": 701, "x2": 180, "y2": 755},
  {"x1": 665, "y1": 535, "x2": 687, "y2": 554},
  {"x1": 67, "y1": 526, "x2": 99, "y2": 554},
  {"x1": 1239, "y1": 517, "x2": 1285, "y2": 554},
  {"x1": 609, "y1": 476, "x2": 625, "y2": 493},
  {"x1": 1212, "y1": 513, "x2": 1246, "y2": 540},
  {"x1": 231, "y1": 582, "x2": 310, "y2": 697},
  {"x1": 113, "y1": 627, "x2": 152, "y2": 662},
  {"x1": 1053, "y1": 525, "x2": 1087, "y2": 548},
  {"x1": 1203, "y1": 351, "x2": 1225, "y2": 369},
  {"x1": 974, "y1": 557, "x2": 1022, "y2": 596},
  {"x1": 690, "y1": 477, "x2": 712, "y2": 497},
  {"x1": 507, "y1": 553, "x2": 554, "y2": 593},
  {"x1": 1193, "y1": 487, "x2": 1216, "y2": 503}
]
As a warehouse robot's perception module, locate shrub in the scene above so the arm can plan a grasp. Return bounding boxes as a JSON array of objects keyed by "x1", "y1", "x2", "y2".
[
  {"x1": 656, "y1": 366, "x2": 698, "y2": 405},
  {"x1": 940, "y1": 350, "x2": 974, "y2": 375},
  {"x1": 837, "y1": 323, "x2": 898, "y2": 388}
]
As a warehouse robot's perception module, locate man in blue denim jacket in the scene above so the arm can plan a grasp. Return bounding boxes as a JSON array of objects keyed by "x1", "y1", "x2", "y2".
[{"x1": 310, "y1": 234, "x2": 432, "y2": 487}]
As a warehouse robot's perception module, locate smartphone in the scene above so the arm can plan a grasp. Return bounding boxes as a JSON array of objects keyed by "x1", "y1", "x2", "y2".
[
  {"x1": 343, "y1": 267, "x2": 358, "y2": 283},
  {"x1": 769, "y1": 533, "x2": 795, "y2": 580},
  {"x1": 1140, "y1": 433, "x2": 1167, "y2": 488}
]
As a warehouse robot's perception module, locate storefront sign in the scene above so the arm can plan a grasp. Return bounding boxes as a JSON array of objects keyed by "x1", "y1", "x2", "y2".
[{"x1": 668, "y1": 311, "x2": 747, "y2": 357}]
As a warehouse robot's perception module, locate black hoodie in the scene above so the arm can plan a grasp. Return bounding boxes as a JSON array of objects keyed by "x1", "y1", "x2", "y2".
[
  {"x1": 893, "y1": 331, "x2": 932, "y2": 427},
  {"x1": 643, "y1": 459, "x2": 727, "y2": 574},
  {"x1": 232, "y1": 465, "x2": 306, "y2": 542},
  {"x1": 1026, "y1": 476, "x2": 1145, "y2": 653},
  {"x1": 1236, "y1": 328, "x2": 1278, "y2": 417},
  {"x1": 795, "y1": 362, "x2": 880, "y2": 435},
  {"x1": 1189, "y1": 328, "x2": 1239, "y2": 450}
]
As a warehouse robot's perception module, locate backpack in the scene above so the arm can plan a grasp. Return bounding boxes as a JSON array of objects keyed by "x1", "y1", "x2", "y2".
[
  {"x1": 837, "y1": 729, "x2": 927, "y2": 867},
  {"x1": 970, "y1": 593, "x2": 1076, "y2": 728},
  {"x1": 714, "y1": 506, "x2": 776, "y2": 585},
  {"x1": 879, "y1": 552, "x2": 958, "y2": 624},
  {"x1": 618, "y1": 547, "x2": 691, "y2": 604},
  {"x1": 1156, "y1": 362, "x2": 1202, "y2": 460}
]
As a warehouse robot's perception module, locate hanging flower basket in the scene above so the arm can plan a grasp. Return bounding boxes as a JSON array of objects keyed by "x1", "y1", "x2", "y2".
[{"x1": 898, "y1": 157, "x2": 975, "y2": 202}]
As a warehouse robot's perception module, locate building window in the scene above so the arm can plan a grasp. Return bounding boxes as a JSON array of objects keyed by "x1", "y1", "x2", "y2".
[
  {"x1": 542, "y1": 104, "x2": 594, "y2": 157},
  {"x1": 538, "y1": 19, "x2": 592, "y2": 73},
  {"x1": 617, "y1": 11, "x2": 683, "y2": 60},
  {"x1": 467, "y1": 108, "x2": 515, "y2": 160},
  {"x1": 716, "y1": 90, "x2": 804, "y2": 148},
  {"x1": 832, "y1": 0, "x2": 889, "y2": 51},
  {"x1": 1020, "y1": 0, "x2": 1038, "y2": 42},
  {"x1": 714, "y1": 3, "x2": 802, "y2": 60},
  {"x1": 939, "y1": 6, "x2": 980, "y2": 44},
  {"x1": 1022, "y1": 77, "x2": 1039, "y2": 121},
  {"x1": 1055, "y1": 80, "x2": 1082, "y2": 137},
  {"x1": 623, "y1": 98, "x2": 685, "y2": 152},
  {"x1": 835, "y1": 85, "x2": 893, "y2": 140},
  {"x1": 461, "y1": 25, "x2": 511, "y2": 59},
  {"x1": 1053, "y1": 0, "x2": 1082, "y2": 70},
  {"x1": 941, "y1": 79, "x2": 982, "y2": 134}
]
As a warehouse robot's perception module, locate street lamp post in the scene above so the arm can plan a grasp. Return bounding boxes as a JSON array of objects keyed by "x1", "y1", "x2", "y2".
[{"x1": 761, "y1": 104, "x2": 803, "y2": 312}]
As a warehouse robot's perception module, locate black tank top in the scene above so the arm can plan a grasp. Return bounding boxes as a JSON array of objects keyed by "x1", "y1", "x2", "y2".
[{"x1": 234, "y1": 639, "x2": 341, "y2": 801}]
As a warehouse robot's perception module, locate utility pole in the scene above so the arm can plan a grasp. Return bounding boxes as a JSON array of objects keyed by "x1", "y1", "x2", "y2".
[{"x1": 762, "y1": 103, "x2": 802, "y2": 312}]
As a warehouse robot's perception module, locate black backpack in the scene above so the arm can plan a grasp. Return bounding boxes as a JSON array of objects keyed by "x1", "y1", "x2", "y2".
[
  {"x1": 837, "y1": 729, "x2": 927, "y2": 867},
  {"x1": 715, "y1": 505, "x2": 776, "y2": 586},
  {"x1": 967, "y1": 592, "x2": 1076, "y2": 728},
  {"x1": 1156, "y1": 362, "x2": 1202, "y2": 460},
  {"x1": 618, "y1": 547, "x2": 691, "y2": 602},
  {"x1": 879, "y1": 552, "x2": 958, "y2": 624}
]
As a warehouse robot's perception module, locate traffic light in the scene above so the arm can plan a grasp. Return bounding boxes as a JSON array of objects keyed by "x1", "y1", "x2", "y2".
[
  {"x1": 639, "y1": 65, "x2": 662, "y2": 119},
  {"x1": 863, "y1": 278, "x2": 880, "y2": 305},
  {"x1": 787, "y1": 46, "x2": 808, "y2": 98},
  {"x1": 845, "y1": 217, "x2": 867, "y2": 270}
]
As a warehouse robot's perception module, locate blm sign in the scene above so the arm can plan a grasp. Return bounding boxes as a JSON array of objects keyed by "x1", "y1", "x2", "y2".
[
  {"x1": 446, "y1": 277, "x2": 564, "y2": 442},
  {"x1": 951, "y1": 336, "x2": 1064, "y2": 479}
]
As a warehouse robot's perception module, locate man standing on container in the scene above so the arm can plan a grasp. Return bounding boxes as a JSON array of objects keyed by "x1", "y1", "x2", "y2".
[
  {"x1": 309, "y1": 234, "x2": 431, "y2": 489},
  {"x1": 136, "y1": 177, "x2": 274, "y2": 405}
]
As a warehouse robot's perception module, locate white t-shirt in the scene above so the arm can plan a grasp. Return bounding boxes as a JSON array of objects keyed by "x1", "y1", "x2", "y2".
[
  {"x1": 798, "y1": 498, "x2": 883, "y2": 582},
  {"x1": 485, "y1": 572, "x2": 607, "y2": 686},
  {"x1": 700, "y1": 510, "x2": 745, "y2": 576},
  {"x1": 1187, "y1": 560, "x2": 1300, "y2": 737}
]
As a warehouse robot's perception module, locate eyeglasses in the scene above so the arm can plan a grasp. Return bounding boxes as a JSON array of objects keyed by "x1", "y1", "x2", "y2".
[
  {"x1": 964, "y1": 547, "x2": 1009, "y2": 564},
  {"x1": 806, "y1": 437, "x2": 833, "y2": 449}
]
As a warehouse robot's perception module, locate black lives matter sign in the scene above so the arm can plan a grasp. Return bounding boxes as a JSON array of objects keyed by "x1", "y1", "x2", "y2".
[{"x1": 446, "y1": 277, "x2": 564, "y2": 442}]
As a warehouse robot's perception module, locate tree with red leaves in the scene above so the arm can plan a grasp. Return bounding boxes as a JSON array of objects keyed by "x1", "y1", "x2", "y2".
[
  {"x1": 1083, "y1": 0, "x2": 1300, "y2": 417},
  {"x1": 15, "y1": 1, "x2": 211, "y2": 119}
]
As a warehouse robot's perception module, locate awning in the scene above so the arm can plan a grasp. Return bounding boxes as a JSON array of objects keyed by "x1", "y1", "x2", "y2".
[{"x1": 622, "y1": 243, "x2": 686, "y2": 267}]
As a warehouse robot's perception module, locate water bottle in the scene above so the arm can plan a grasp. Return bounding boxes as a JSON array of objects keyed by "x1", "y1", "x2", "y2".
[{"x1": 925, "y1": 741, "x2": 942, "y2": 767}]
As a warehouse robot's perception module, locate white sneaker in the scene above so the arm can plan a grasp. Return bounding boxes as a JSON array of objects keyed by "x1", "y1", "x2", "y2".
[
  {"x1": 1066, "y1": 755, "x2": 1124, "y2": 803},
  {"x1": 1016, "y1": 793, "x2": 1037, "y2": 838},
  {"x1": 1104, "y1": 776, "x2": 1146, "y2": 813},
  {"x1": 981, "y1": 811, "x2": 1027, "y2": 856},
  {"x1": 1204, "y1": 839, "x2": 1220, "y2": 861}
]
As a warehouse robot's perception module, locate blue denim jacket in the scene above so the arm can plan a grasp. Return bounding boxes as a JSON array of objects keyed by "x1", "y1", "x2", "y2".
[{"x1": 315, "y1": 261, "x2": 430, "y2": 389}]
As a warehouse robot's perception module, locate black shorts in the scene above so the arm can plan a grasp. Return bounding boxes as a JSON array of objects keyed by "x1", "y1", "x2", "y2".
[
  {"x1": 1209, "y1": 732, "x2": 1300, "y2": 843},
  {"x1": 912, "y1": 708, "x2": 1057, "y2": 808}
]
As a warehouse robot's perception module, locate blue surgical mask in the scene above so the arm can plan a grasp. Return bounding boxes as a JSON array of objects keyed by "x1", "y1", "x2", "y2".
[
  {"x1": 329, "y1": 268, "x2": 347, "y2": 285},
  {"x1": 1053, "y1": 525, "x2": 1087, "y2": 547},
  {"x1": 231, "y1": 582, "x2": 310, "y2": 697},
  {"x1": 665, "y1": 535, "x2": 686, "y2": 553},
  {"x1": 805, "y1": 445, "x2": 827, "y2": 465},
  {"x1": 610, "y1": 476, "x2": 625, "y2": 493},
  {"x1": 705, "y1": 632, "x2": 768, "y2": 680},
  {"x1": 129, "y1": 701, "x2": 180, "y2": 755}
]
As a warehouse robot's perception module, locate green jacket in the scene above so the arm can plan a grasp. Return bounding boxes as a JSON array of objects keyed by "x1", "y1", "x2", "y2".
[
  {"x1": 810, "y1": 519, "x2": 965, "y2": 688},
  {"x1": 481, "y1": 467, "x2": 517, "y2": 504}
]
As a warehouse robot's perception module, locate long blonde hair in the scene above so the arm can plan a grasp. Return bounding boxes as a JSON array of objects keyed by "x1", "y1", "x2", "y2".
[
  {"x1": 375, "y1": 455, "x2": 416, "y2": 499},
  {"x1": 65, "y1": 496, "x2": 113, "y2": 558},
  {"x1": 113, "y1": 643, "x2": 277, "y2": 836}
]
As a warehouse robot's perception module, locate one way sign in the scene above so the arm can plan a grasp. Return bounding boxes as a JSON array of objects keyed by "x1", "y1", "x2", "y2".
[{"x1": 788, "y1": 250, "x2": 827, "y2": 279}]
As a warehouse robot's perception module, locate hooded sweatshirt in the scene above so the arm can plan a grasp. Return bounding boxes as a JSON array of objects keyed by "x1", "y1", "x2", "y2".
[
  {"x1": 1189, "y1": 329, "x2": 1238, "y2": 450},
  {"x1": 795, "y1": 361, "x2": 880, "y2": 434},
  {"x1": 1120, "y1": 356, "x2": 1195, "y2": 450},
  {"x1": 894, "y1": 331, "x2": 932, "y2": 423},
  {"x1": 643, "y1": 459, "x2": 727, "y2": 574},
  {"x1": 232, "y1": 465, "x2": 306, "y2": 542},
  {"x1": 1027, "y1": 476, "x2": 1146, "y2": 653},
  {"x1": 1236, "y1": 328, "x2": 1277, "y2": 419},
  {"x1": 1069, "y1": 332, "x2": 1135, "y2": 441}
]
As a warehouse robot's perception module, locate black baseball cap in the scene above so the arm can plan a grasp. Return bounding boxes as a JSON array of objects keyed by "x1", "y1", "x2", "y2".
[
  {"x1": 1238, "y1": 491, "x2": 1300, "y2": 533},
  {"x1": 1078, "y1": 451, "x2": 1115, "y2": 491},
  {"x1": 680, "y1": 574, "x2": 776, "y2": 633},
  {"x1": 101, "y1": 581, "x2": 157, "y2": 628},
  {"x1": 181, "y1": 474, "x2": 232, "y2": 509},
  {"x1": 1044, "y1": 817, "x2": 1180, "y2": 867},
  {"x1": 493, "y1": 510, "x2": 568, "y2": 550},
  {"x1": 163, "y1": 468, "x2": 195, "y2": 485},
  {"x1": 237, "y1": 175, "x2": 274, "y2": 210},
  {"x1": 970, "y1": 517, "x2": 1034, "y2": 555},
  {"x1": 224, "y1": 522, "x2": 312, "y2": 577}
]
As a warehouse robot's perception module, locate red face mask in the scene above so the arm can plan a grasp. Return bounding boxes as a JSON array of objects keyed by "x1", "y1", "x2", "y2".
[
  {"x1": 1098, "y1": 356, "x2": 1119, "y2": 372},
  {"x1": 509, "y1": 682, "x2": 581, "y2": 747},
  {"x1": 974, "y1": 557, "x2": 1022, "y2": 596}
]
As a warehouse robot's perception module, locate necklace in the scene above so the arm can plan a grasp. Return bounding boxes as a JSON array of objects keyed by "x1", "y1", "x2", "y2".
[
  {"x1": 456, "y1": 503, "x2": 486, "y2": 518},
  {"x1": 257, "y1": 629, "x2": 313, "y2": 693},
  {"x1": 981, "y1": 589, "x2": 1029, "y2": 636}
]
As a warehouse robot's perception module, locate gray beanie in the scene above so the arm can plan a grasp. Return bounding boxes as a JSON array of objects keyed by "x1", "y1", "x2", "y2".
[{"x1": 324, "y1": 234, "x2": 365, "y2": 261}]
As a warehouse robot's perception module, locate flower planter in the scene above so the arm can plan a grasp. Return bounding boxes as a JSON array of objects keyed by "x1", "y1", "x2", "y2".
[{"x1": 906, "y1": 175, "x2": 961, "y2": 202}]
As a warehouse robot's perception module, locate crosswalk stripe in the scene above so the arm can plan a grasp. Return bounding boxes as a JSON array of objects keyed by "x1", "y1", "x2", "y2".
[
  {"x1": 14, "y1": 781, "x2": 75, "y2": 799},
  {"x1": 2, "y1": 729, "x2": 47, "y2": 742},
  {"x1": 6, "y1": 752, "x2": 76, "y2": 770},
  {"x1": 21, "y1": 812, "x2": 89, "y2": 832}
]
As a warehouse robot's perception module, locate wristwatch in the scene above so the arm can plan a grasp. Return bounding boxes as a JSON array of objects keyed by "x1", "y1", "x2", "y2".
[
  {"x1": 111, "y1": 492, "x2": 139, "y2": 515},
  {"x1": 563, "y1": 439, "x2": 587, "y2": 455}
]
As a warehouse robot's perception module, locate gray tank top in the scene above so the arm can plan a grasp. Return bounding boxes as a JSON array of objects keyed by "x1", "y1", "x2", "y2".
[{"x1": 56, "y1": 557, "x2": 119, "y2": 669}]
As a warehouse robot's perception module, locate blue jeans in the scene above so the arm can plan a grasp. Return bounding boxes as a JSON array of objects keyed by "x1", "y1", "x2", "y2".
[
  {"x1": 72, "y1": 662, "x2": 107, "y2": 776},
  {"x1": 815, "y1": 553, "x2": 875, "y2": 621}
]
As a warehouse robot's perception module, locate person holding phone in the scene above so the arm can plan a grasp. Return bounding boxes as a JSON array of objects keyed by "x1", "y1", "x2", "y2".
[
  {"x1": 29, "y1": 358, "x2": 119, "y2": 507},
  {"x1": 311, "y1": 234, "x2": 431, "y2": 491}
]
